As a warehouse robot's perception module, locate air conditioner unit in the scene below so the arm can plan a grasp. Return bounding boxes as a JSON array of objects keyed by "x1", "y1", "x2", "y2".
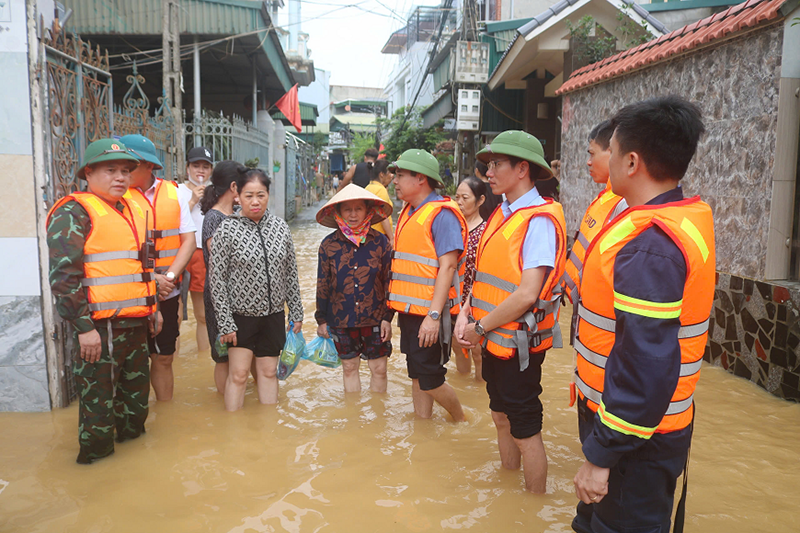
[{"x1": 451, "y1": 41, "x2": 490, "y2": 83}]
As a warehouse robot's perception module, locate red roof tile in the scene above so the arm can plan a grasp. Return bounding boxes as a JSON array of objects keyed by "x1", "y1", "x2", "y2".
[{"x1": 556, "y1": 0, "x2": 787, "y2": 95}]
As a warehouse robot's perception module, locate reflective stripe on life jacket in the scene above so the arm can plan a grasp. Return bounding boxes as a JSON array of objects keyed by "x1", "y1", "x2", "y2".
[
  {"x1": 575, "y1": 196, "x2": 715, "y2": 435},
  {"x1": 471, "y1": 199, "x2": 567, "y2": 370},
  {"x1": 124, "y1": 178, "x2": 182, "y2": 272},
  {"x1": 47, "y1": 192, "x2": 157, "y2": 320},
  {"x1": 560, "y1": 183, "x2": 624, "y2": 305},
  {"x1": 388, "y1": 199, "x2": 467, "y2": 317}
]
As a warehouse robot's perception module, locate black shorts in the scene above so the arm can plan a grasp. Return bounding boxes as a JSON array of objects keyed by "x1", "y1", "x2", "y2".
[
  {"x1": 148, "y1": 295, "x2": 180, "y2": 356},
  {"x1": 330, "y1": 325, "x2": 392, "y2": 360},
  {"x1": 483, "y1": 349, "x2": 546, "y2": 439},
  {"x1": 398, "y1": 313, "x2": 449, "y2": 391},
  {"x1": 229, "y1": 312, "x2": 285, "y2": 357}
]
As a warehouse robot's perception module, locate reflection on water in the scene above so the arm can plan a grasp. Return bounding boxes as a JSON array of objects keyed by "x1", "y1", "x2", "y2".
[{"x1": 1, "y1": 212, "x2": 799, "y2": 532}]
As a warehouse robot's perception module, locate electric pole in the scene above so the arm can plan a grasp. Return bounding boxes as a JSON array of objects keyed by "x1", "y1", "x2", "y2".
[
  {"x1": 455, "y1": 0, "x2": 483, "y2": 183},
  {"x1": 163, "y1": 0, "x2": 183, "y2": 178}
]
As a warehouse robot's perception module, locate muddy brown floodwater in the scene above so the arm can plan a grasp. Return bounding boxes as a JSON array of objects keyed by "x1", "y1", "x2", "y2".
[{"x1": 2, "y1": 213, "x2": 799, "y2": 532}]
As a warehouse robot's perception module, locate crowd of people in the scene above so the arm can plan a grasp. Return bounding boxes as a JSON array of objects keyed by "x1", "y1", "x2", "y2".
[{"x1": 46, "y1": 95, "x2": 714, "y2": 533}]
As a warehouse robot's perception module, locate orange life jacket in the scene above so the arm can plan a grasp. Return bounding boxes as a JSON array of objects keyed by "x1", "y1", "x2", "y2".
[
  {"x1": 124, "y1": 178, "x2": 182, "y2": 272},
  {"x1": 561, "y1": 182, "x2": 625, "y2": 304},
  {"x1": 47, "y1": 192, "x2": 157, "y2": 320},
  {"x1": 575, "y1": 196, "x2": 715, "y2": 434},
  {"x1": 388, "y1": 198, "x2": 467, "y2": 317},
  {"x1": 471, "y1": 199, "x2": 567, "y2": 369}
]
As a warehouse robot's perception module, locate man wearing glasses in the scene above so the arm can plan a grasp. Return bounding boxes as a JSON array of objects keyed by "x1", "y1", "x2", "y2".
[{"x1": 456, "y1": 131, "x2": 567, "y2": 493}]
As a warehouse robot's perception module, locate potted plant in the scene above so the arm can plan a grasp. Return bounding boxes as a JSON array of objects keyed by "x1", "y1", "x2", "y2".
[{"x1": 273, "y1": 159, "x2": 282, "y2": 173}]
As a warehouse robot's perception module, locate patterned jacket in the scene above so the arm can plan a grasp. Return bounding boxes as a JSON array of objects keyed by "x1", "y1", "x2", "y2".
[
  {"x1": 209, "y1": 210, "x2": 303, "y2": 335},
  {"x1": 315, "y1": 229, "x2": 393, "y2": 328}
]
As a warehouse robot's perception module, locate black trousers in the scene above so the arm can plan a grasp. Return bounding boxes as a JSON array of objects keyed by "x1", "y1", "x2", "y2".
[{"x1": 572, "y1": 400, "x2": 688, "y2": 533}]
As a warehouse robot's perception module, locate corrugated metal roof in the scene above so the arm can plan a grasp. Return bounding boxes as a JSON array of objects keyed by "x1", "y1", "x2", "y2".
[
  {"x1": 69, "y1": 0, "x2": 263, "y2": 35},
  {"x1": 272, "y1": 102, "x2": 319, "y2": 125},
  {"x1": 556, "y1": 0, "x2": 792, "y2": 95}
]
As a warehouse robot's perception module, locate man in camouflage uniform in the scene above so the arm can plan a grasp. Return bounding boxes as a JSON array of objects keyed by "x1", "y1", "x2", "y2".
[{"x1": 47, "y1": 138, "x2": 161, "y2": 464}]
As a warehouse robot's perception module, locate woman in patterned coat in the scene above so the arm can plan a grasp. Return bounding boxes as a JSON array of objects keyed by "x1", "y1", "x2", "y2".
[
  {"x1": 315, "y1": 184, "x2": 394, "y2": 393},
  {"x1": 209, "y1": 168, "x2": 303, "y2": 411}
]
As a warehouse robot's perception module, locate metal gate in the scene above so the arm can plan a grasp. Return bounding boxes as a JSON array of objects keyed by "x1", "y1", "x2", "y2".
[
  {"x1": 42, "y1": 34, "x2": 181, "y2": 406},
  {"x1": 285, "y1": 135, "x2": 297, "y2": 221},
  {"x1": 43, "y1": 32, "x2": 114, "y2": 405},
  {"x1": 113, "y1": 62, "x2": 180, "y2": 180}
]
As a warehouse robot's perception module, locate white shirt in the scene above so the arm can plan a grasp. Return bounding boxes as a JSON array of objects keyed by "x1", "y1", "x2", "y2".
[
  {"x1": 178, "y1": 182, "x2": 205, "y2": 248},
  {"x1": 500, "y1": 186, "x2": 556, "y2": 271},
  {"x1": 143, "y1": 177, "x2": 196, "y2": 299}
]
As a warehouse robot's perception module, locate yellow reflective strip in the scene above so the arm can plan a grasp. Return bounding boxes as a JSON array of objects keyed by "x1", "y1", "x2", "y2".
[
  {"x1": 613, "y1": 292, "x2": 682, "y2": 310},
  {"x1": 129, "y1": 199, "x2": 144, "y2": 219},
  {"x1": 598, "y1": 191, "x2": 618, "y2": 205},
  {"x1": 84, "y1": 196, "x2": 109, "y2": 217},
  {"x1": 123, "y1": 190, "x2": 133, "y2": 200},
  {"x1": 598, "y1": 401, "x2": 656, "y2": 439},
  {"x1": 416, "y1": 204, "x2": 435, "y2": 225},
  {"x1": 680, "y1": 217, "x2": 709, "y2": 263},
  {"x1": 502, "y1": 212, "x2": 525, "y2": 240},
  {"x1": 614, "y1": 300, "x2": 682, "y2": 319},
  {"x1": 599, "y1": 216, "x2": 635, "y2": 254},
  {"x1": 165, "y1": 182, "x2": 178, "y2": 200}
]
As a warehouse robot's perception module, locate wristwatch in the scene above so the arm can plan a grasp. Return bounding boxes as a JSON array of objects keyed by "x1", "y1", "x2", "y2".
[
  {"x1": 428, "y1": 310, "x2": 440, "y2": 320},
  {"x1": 474, "y1": 320, "x2": 485, "y2": 337},
  {"x1": 165, "y1": 271, "x2": 176, "y2": 282}
]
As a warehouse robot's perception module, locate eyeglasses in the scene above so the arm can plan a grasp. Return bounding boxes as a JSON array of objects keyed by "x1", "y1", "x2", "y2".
[{"x1": 487, "y1": 159, "x2": 510, "y2": 170}]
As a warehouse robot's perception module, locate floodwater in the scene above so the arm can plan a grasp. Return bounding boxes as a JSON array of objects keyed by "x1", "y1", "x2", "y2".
[{"x1": 2, "y1": 211, "x2": 799, "y2": 533}]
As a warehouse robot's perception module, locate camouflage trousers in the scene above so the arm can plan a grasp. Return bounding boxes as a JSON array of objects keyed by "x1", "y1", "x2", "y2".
[{"x1": 72, "y1": 323, "x2": 150, "y2": 464}]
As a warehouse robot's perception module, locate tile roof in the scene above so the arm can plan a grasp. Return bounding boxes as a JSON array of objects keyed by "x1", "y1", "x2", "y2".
[{"x1": 556, "y1": 0, "x2": 791, "y2": 95}]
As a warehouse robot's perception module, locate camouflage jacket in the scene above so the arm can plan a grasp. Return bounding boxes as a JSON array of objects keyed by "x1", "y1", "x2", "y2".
[{"x1": 47, "y1": 199, "x2": 148, "y2": 333}]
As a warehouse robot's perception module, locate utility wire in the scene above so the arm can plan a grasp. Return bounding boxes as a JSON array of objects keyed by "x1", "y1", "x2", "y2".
[{"x1": 396, "y1": 0, "x2": 455, "y2": 134}]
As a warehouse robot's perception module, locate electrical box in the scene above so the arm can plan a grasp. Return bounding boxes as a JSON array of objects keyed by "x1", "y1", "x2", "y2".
[
  {"x1": 451, "y1": 41, "x2": 490, "y2": 83},
  {"x1": 456, "y1": 89, "x2": 481, "y2": 131}
]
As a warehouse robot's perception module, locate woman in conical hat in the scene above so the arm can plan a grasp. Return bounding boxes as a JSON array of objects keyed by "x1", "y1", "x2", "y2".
[{"x1": 314, "y1": 184, "x2": 395, "y2": 393}]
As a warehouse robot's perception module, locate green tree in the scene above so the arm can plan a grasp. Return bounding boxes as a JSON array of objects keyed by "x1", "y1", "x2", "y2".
[
  {"x1": 310, "y1": 131, "x2": 327, "y2": 156},
  {"x1": 565, "y1": 8, "x2": 654, "y2": 65},
  {"x1": 347, "y1": 133, "x2": 378, "y2": 162},
  {"x1": 377, "y1": 106, "x2": 448, "y2": 162}
]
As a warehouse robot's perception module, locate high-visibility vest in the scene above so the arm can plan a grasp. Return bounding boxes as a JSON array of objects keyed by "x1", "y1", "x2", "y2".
[
  {"x1": 47, "y1": 192, "x2": 157, "y2": 320},
  {"x1": 124, "y1": 178, "x2": 182, "y2": 272},
  {"x1": 471, "y1": 200, "x2": 567, "y2": 369},
  {"x1": 575, "y1": 196, "x2": 715, "y2": 435},
  {"x1": 561, "y1": 183, "x2": 624, "y2": 304},
  {"x1": 388, "y1": 199, "x2": 467, "y2": 317}
]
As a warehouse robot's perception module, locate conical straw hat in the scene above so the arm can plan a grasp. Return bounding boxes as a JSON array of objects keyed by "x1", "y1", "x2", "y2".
[{"x1": 316, "y1": 183, "x2": 393, "y2": 229}]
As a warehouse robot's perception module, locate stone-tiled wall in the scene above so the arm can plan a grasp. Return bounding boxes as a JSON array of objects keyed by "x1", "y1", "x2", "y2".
[
  {"x1": 559, "y1": 24, "x2": 798, "y2": 401},
  {"x1": 708, "y1": 275, "x2": 800, "y2": 401},
  {"x1": 560, "y1": 25, "x2": 782, "y2": 280},
  {"x1": 0, "y1": 1, "x2": 51, "y2": 411}
]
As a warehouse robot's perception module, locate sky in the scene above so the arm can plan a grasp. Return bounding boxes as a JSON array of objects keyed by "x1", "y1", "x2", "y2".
[{"x1": 275, "y1": 0, "x2": 442, "y2": 89}]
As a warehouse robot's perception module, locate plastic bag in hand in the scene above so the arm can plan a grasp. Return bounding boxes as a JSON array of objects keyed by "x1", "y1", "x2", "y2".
[
  {"x1": 304, "y1": 331, "x2": 341, "y2": 368},
  {"x1": 277, "y1": 322, "x2": 306, "y2": 380}
]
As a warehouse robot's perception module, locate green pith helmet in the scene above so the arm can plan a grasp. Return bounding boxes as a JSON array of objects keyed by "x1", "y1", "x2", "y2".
[
  {"x1": 77, "y1": 139, "x2": 140, "y2": 179},
  {"x1": 476, "y1": 130, "x2": 553, "y2": 178},
  {"x1": 120, "y1": 134, "x2": 164, "y2": 170},
  {"x1": 388, "y1": 148, "x2": 443, "y2": 187}
]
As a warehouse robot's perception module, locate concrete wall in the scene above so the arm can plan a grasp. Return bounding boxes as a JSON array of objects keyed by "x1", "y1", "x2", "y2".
[
  {"x1": 0, "y1": 0, "x2": 50, "y2": 411},
  {"x1": 559, "y1": 24, "x2": 800, "y2": 401}
]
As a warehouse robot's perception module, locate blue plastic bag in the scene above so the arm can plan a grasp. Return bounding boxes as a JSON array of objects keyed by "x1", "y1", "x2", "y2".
[
  {"x1": 304, "y1": 332, "x2": 341, "y2": 368},
  {"x1": 277, "y1": 322, "x2": 306, "y2": 380}
]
